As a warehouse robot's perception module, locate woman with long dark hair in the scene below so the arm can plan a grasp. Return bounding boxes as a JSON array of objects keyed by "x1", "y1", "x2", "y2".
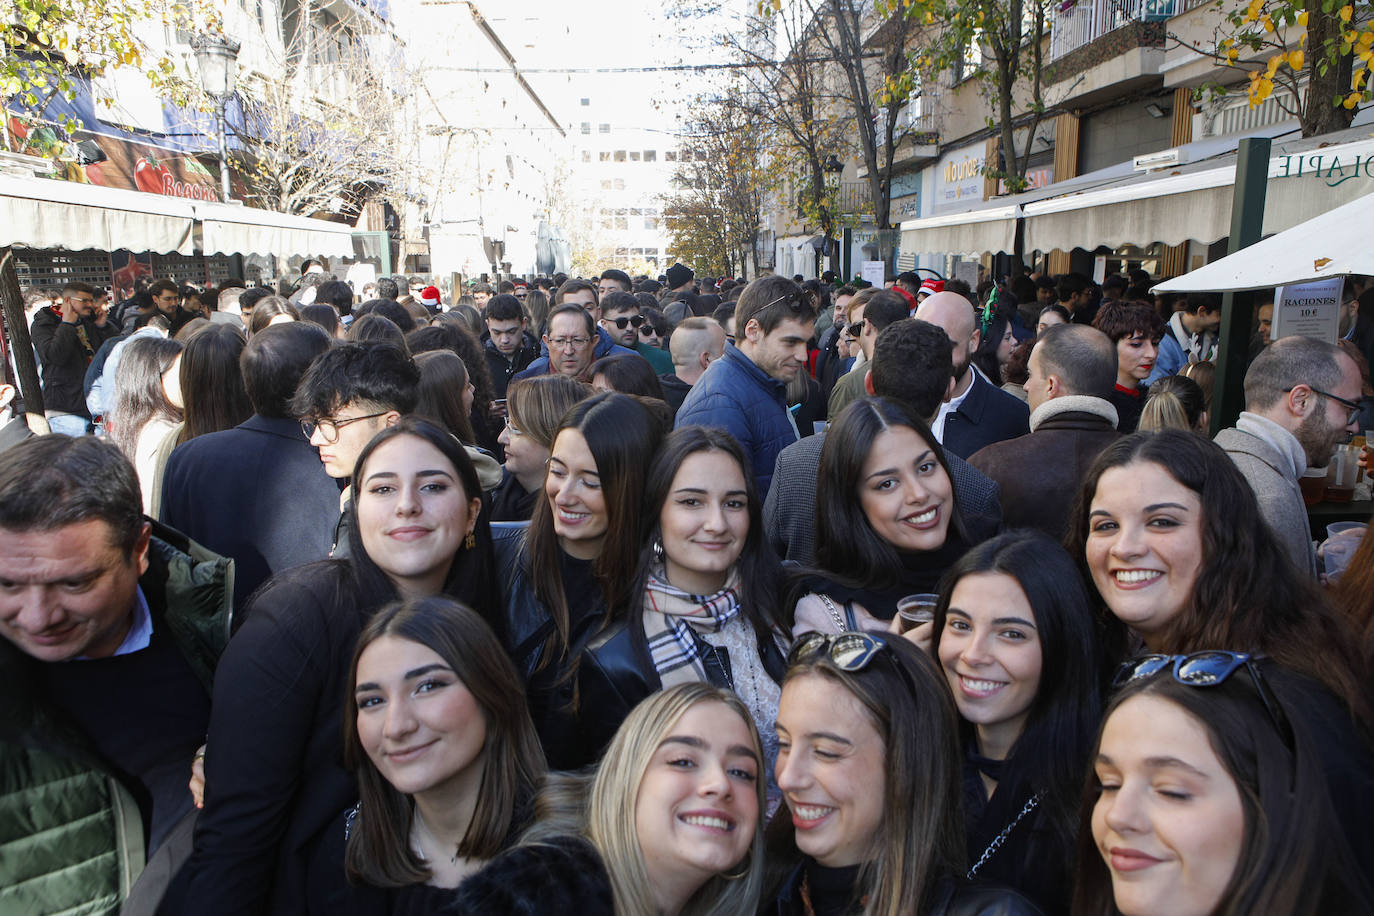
[
  {"x1": 1066, "y1": 429, "x2": 1374, "y2": 871},
  {"x1": 792, "y1": 397, "x2": 981, "y2": 637},
  {"x1": 930, "y1": 531, "x2": 1105, "y2": 913},
  {"x1": 765, "y1": 632, "x2": 1040, "y2": 915},
  {"x1": 1075, "y1": 655, "x2": 1370, "y2": 915},
  {"x1": 185, "y1": 418, "x2": 500, "y2": 916},
  {"x1": 571, "y1": 426, "x2": 789, "y2": 770},
  {"x1": 306, "y1": 597, "x2": 546, "y2": 913},
  {"x1": 495, "y1": 391, "x2": 666, "y2": 767},
  {"x1": 413, "y1": 350, "x2": 477, "y2": 444}
]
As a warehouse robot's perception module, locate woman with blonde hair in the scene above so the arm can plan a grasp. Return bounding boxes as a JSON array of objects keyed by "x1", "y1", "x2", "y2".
[{"x1": 453, "y1": 682, "x2": 767, "y2": 915}]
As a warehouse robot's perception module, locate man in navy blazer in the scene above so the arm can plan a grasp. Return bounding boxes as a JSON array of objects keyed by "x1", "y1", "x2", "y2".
[
  {"x1": 916, "y1": 291, "x2": 1030, "y2": 458},
  {"x1": 160, "y1": 323, "x2": 339, "y2": 610}
]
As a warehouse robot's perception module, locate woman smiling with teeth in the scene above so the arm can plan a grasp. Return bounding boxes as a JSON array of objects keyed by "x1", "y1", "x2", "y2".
[
  {"x1": 930, "y1": 531, "x2": 1106, "y2": 914},
  {"x1": 1068, "y1": 431, "x2": 1374, "y2": 872},
  {"x1": 493, "y1": 392, "x2": 666, "y2": 769},
  {"x1": 764, "y1": 632, "x2": 1041, "y2": 916},
  {"x1": 791, "y1": 398, "x2": 986, "y2": 638}
]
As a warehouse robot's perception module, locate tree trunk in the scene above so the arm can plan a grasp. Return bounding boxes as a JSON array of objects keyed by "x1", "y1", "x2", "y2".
[
  {"x1": 0, "y1": 245, "x2": 47, "y2": 431},
  {"x1": 1301, "y1": 0, "x2": 1356, "y2": 137}
]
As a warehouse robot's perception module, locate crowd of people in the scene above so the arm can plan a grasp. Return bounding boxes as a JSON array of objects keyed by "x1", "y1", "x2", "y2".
[{"x1": 2, "y1": 260, "x2": 1373, "y2": 916}]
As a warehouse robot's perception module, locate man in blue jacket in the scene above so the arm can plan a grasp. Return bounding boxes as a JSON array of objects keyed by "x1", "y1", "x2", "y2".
[{"x1": 675, "y1": 276, "x2": 816, "y2": 498}]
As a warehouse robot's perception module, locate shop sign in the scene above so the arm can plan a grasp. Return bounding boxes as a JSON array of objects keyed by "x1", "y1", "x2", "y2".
[
  {"x1": 4, "y1": 111, "x2": 225, "y2": 201},
  {"x1": 932, "y1": 145, "x2": 986, "y2": 212},
  {"x1": 1272, "y1": 278, "x2": 1343, "y2": 343},
  {"x1": 1272, "y1": 149, "x2": 1374, "y2": 188}
]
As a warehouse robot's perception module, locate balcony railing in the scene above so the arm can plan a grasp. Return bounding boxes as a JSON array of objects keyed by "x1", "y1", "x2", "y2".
[
  {"x1": 1048, "y1": 0, "x2": 1178, "y2": 62},
  {"x1": 835, "y1": 181, "x2": 873, "y2": 214}
]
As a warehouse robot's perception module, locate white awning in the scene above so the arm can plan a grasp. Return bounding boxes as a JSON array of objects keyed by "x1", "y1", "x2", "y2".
[
  {"x1": 195, "y1": 201, "x2": 355, "y2": 258},
  {"x1": 0, "y1": 172, "x2": 196, "y2": 254},
  {"x1": 899, "y1": 204, "x2": 1020, "y2": 255},
  {"x1": 1152, "y1": 190, "x2": 1374, "y2": 293},
  {"x1": 1022, "y1": 133, "x2": 1374, "y2": 253}
]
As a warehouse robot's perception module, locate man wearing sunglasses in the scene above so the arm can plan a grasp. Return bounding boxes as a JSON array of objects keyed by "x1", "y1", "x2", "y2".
[
  {"x1": 30, "y1": 281, "x2": 122, "y2": 436},
  {"x1": 1215, "y1": 334, "x2": 1362, "y2": 577},
  {"x1": 601, "y1": 291, "x2": 673, "y2": 374},
  {"x1": 676, "y1": 276, "x2": 817, "y2": 499}
]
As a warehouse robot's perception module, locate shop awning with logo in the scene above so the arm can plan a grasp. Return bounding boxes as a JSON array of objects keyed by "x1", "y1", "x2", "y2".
[
  {"x1": 899, "y1": 203, "x2": 1021, "y2": 256},
  {"x1": 0, "y1": 172, "x2": 197, "y2": 254},
  {"x1": 195, "y1": 201, "x2": 355, "y2": 259},
  {"x1": 1021, "y1": 132, "x2": 1374, "y2": 253},
  {"x1": 1151, "y1": 190, "x2": 1374, "y2": 293}
]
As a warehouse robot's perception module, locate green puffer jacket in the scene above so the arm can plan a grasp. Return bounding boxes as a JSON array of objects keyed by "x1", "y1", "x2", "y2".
[{"x1": 0, "y1": 521, "x2": 233, "y2": 916}]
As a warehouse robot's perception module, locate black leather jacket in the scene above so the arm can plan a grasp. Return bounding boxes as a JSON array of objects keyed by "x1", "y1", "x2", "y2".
[
  {"x1": 493, "y1": 525, "x2": 608, "y2": 769},
  {"x1": 572, "y1": 614, "x2": 787, "y2": 769}
]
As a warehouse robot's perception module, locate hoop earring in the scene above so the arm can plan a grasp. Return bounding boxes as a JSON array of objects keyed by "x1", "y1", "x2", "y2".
[
  {"x1": 719, "y1": 853, "x2": 750, "y2": 881},
  {"x1": 465, "y1": 532, "x2": 476, "y2": 550},
  {"x1": 652, "y1": 538, "x2": 663, "y2": 560}
]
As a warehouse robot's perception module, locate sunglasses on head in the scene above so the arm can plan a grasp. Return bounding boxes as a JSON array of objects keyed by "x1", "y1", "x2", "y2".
[
  {"x1": 758, "y1": 288, "x2": 811, "y2": 317},
  {"x1": 607, "y1": 314, "x2": 645, "y2": 329},
  {"x1": 787, "y1": 630, "x2": 925, "y2": 700},
  {"x1": 1113, "y1": 651, "x2": 1294, "y2": 751}
]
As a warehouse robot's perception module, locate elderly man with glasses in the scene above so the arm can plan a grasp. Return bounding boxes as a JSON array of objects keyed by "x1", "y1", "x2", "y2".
[
  {"x1": 29, "y1": 280, "x2": 122, "y2": 436},
  {"x1": 1215, "y1": 334, "x2": 1364, "y2": 577}
]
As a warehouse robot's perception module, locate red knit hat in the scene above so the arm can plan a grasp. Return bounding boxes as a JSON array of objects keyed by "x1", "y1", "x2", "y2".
[
  {"x1": 918, "y1": 279, "x2": 945, "y2": 297},
  {"x1": 419, "y1": 286, "x2": 441, "y2": 308}
]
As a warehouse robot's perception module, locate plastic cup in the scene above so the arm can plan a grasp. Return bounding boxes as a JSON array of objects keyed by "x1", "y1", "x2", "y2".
[
  {"x1": 895, "y1": 593, "x2": 939, "y2": 632},
  {"x1": 1300, "y1": 467, "x2": 1328, "y2": 505}
]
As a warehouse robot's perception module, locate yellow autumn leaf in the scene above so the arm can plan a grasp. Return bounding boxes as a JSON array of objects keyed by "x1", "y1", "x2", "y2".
[
  {"x1": 1297, "y1": 9, "x2": 1308, "y2": 25},
  {"x1": 1339, "y1": 5, "x2": 1353, "y2": 22},
  {"x1": 1343, "y1": 92, "x2": 1360, "y2": 109},
  {"x1": 1262, "y1": 14, "x2": 1275, "y2": 31},
  {"x1": 1289, "y1": 49, "x2": 1304, "y2": 69}
]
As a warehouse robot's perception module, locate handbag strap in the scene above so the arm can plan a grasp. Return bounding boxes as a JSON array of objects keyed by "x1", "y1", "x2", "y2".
[{"x1": 816, "y1": 594, "x2": 857, "y2": 632}]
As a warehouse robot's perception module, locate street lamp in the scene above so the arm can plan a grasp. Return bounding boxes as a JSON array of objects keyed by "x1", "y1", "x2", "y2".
[{"x1": 191, "y1": 33, "x2": 241, "y2": 202}]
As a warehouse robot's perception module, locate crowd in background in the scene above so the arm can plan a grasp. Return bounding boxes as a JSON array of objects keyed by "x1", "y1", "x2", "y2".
[{"x1": 2, "y1": 260, "x2": 1373, "y2": 916}]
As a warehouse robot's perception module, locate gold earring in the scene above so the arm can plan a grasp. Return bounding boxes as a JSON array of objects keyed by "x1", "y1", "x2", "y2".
[
  {"x1": 719, "y1": 854, "x2": 751, "y2": 881},
  {"x1": 464, "y1": 532, "x2": 476, "y2": 550}
]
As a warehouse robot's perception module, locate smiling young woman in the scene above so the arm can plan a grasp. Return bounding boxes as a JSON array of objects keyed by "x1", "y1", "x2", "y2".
[
  {"x1": 1066, "y1": 430, "x2": 1374, "y2": 874},
  {"x1": 185, "y1": 419, "x2": 499, "y2": 915},
  {"x1": 1074, "y1": 657, "x2": 1370, "y2": 916},
  {"x1": 302, "y1": 597, "x2": 546, "y2": 913},
  {"x1": 791, "y1": 397, "x2": 984, "y2": 639},
  {"x1": 764, "y1": 632, "x2": 1040, "y2": 916},
  {"x1": 494, "y1": 392, "x2": 667, "y2": 768},
  {"x1": 929, "y1": 531, "x2": 1106, "y2": 914},
  {"x1": 451, "y1": 683, "x2": 767, "y2": 916},
  {"x1": 570, "y1": 426, "x2": 789, "y2": 771}
]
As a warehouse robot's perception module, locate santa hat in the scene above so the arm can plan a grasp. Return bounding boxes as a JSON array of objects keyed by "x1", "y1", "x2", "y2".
[
  {"x1": 918, "y1": 279, "x2": 945, "y2": 298},
  {"x1": 419, "y1": 286, "x2": 441, "y2": 308}
]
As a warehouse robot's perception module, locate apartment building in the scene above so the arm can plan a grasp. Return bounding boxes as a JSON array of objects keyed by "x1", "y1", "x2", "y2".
[{"x1": 897, "y1": 0, "x2": 1373, "y2": 280}]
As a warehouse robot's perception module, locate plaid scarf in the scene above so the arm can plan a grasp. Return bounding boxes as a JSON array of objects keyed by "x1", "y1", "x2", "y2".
[{"x1": 644, "y1": 565, "x2": 741, "y2": 688}]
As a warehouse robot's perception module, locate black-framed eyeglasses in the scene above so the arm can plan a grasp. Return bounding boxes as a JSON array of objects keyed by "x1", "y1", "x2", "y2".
[
  {"x1": 1113, "y1": 651, "x2": 1294, "y2": 751},
  {"x1": 300, "y1": 411, "x2": 389, "y2": 444},
  {"x1": 606, "y1": 314, "x2": 645, "y2": 330},
  {"x1": 1284, "y1": 385, "x2": 1361, "y2": 425}
]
